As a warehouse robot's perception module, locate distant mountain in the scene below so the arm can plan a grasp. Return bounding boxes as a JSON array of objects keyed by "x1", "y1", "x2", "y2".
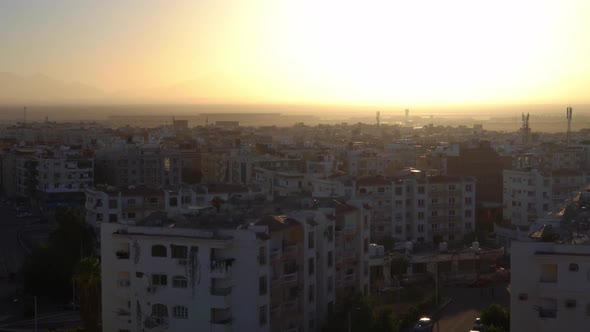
[
  {"x1": 0, "y1": 72, "x2": 105, "y2": 103},
  {"x1": 0, "y1": 72, "x2": 262, "y2": 104},
  {"x1": 115, "y1": 72, "x2": 262, "y2": 103}
]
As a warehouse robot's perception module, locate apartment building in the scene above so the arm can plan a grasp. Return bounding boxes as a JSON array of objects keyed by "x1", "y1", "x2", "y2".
[
  {"x1": 332, "y1": 200, "x2": 372, "y2": 298},
  {"x1": 503, "y1": 169, "x2": 589, "y2": 225},
  {"x1": 95, "y1": 145, "x2": 181, "y2": 187},
  {"x1": 256, "y1": 213, "x2": 334, "y2": 332},
  {"x1": 101, "y1": 216, "x2": 271, "y2": 332},
  {"x1": 511, "y1": 241, "x2": 590, "y2": 332},
  {"x1": 391, "y1": 174, "x2": 476, "y2": 245}
]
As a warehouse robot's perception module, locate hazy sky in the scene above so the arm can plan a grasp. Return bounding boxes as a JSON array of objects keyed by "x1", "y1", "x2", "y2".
[{"x1": 1, "y1": 0, "x2": 589, "y2": 105}]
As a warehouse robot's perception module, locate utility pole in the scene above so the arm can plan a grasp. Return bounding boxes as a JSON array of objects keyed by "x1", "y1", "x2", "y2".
[
  {"x1": 34, "y1": 295, "x2": 37, "y2": 332},
  {"x1": 566, "y1": 106, "x2": 573, "y2": 146}
]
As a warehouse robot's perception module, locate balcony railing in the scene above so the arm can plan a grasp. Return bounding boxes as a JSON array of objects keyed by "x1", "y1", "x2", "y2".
[
  {"x1": 211, "y1": 286, "x2": 232, "y2": 296},
  {"x1": 282, "y1": 271, "x2": 298, "y2": 284},
  {"x1": 282, "y1": 244, "x2": 298, "y2": 256},
  {"x1": 115, "y1": 251, "x2": 130, "y2": 259}
]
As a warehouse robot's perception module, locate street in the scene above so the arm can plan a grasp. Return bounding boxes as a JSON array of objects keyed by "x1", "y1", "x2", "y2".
[{"x1": 436, "y1": 283, "x2": 510, "y2": 332}]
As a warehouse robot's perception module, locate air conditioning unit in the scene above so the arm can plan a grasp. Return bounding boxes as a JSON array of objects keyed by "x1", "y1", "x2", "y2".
[
  {"x1": 178, "y1": 259, "x2": 187, "y2": 265},
  {"x1": 119, "y1": 280, "x2": 130, "y2": 287}
]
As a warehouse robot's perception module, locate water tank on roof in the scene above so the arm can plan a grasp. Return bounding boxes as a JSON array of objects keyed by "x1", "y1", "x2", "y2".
[
  {"x1": 377, "y1": 245, "x2": 385, "y2": 256},
  {"x1": 439, "y1": 242, "x2": 448, "y2": 252},
  {"x1": 472, "y1": 241, "x2": 480, "y2": 251}
]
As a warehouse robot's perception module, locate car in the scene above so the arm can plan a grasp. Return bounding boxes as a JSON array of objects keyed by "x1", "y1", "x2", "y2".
[
  {"x1": 16, "y1": 212, "x2": 33, "y2": 218},
  {"x1": 468, "y1": 278, "x2": 490, "y2": 287},
  {"x1": 472, "y1": 317, "x2": 483, "y2": 331},
  {"x1": 413, "y1": 317, "x2": 433, "y2": 332}
]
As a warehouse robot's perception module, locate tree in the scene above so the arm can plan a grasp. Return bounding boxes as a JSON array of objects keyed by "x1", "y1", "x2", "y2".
[
  {"x1": 74, "y1": 257, "x2": 101, "y2": 332},
  {"x1": 22, "y1": 207, "x2": 96, "y2": 298},
  {"x1": 481, "y1": 304, "x2": 509, "y2": 332}
]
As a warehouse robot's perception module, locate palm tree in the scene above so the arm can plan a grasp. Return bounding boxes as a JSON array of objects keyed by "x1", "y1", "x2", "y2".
[{"x1": 73, "y1": 257, "x2": 101, "y2": 332}]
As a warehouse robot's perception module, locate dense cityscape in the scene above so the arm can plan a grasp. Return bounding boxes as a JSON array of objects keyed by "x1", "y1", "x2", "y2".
[
  {"x1": 0, "y1": 110, "x2": 587, "y2": 331},
  {"x1": 2, "y1": 0, "x2": 590, "y2": 331}
]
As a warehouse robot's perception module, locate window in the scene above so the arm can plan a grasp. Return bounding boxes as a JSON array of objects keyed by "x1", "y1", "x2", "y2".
[
  {"x1": 448, "y1": 185, "x2": 456, "y2": 191},
  {"x1": 173, "y1": 306, "x2": 188, "y2": 319},
  {"x1": 171, "y1": 245, "x2": 187, "y2": 259},
  {"x1": 465, "y1": 210, "x2": 472, "y2": 217},
  {"x1": 418, "y1": 186, "x2": 425, "y2": 194},
  {"x1": 326, "y1": 225, "x2": 334, "y2": 242},
  {"x1": 466, "y1": 223, "x2": 472, "y2": 230},
  {"x1": 152, "y1": 245, "x2": 167, "y2": 257},
  {"x1": 449, "y1": 223, "x2": 455, "y2": 229},
  {"x1": 448, "y1": 210, "x2": 455, "y2": 216},
  {"x1": 418, "y1": 225, "x2": 424, "y2": 232},
  {"x1": 109, "y1": 214, "x2": 117, "y2": 223},
  {"x1": 259, "y1": 276, "x2": 268, "y2": 295},
  {"x1": 127, "y1": 198, "x2": 136, "y2": 205},
  {"x1": 152, "y1": 274, "x2": 167, "y2": 286},
  {"x1": 151, "y1": 304, "x2": 168, "y2": 317},
  {"x1": 309, "y1": 284, "x2": 315, "y2": 302},
  {"x1": 418, "y1": 212, "x2": 424, "y2": 220},
  {"x1": 327, "y1": 276, "x2": 333, "y2": 292},
  {"x1": 432, "y1": 223, "x2": 438, "y2": 230},
  {"x1": 308, "y1": 258, "x2": 315, "y2": 275},
  {"x1": 172, "y1": 276, "x2": 187, "y2": 288},
  {"x1": 109, "y1": 199, "x2": 118, "y2": 209},
  {"x1": 466, "y1": 184, "x2": 473, "y2": 192},
  {"x1": 327, "y1": 251, "x2": 333, "y2": 267},
  {"x1": 540, "y1": 264, "x2": 558, "y2": 283},
  {"x1": 465, "y1": 197, "x2": 472, "y2": 205},
  {"x1": 169, "y1": 197, "x2": 178, "y2": 207},
  {"x1": 418, "y1": 199, "x2": 424, "y2": 207},
  {"x1": 308, "y1": 232, "x2": 314, "y2": 249},
  {"x1": 258, "y1": 246, "x2": 267, "y2": 265},
  {"x1": 431, "y1": 198, "x2": 438, "y2": 205},
  {"x1": 377, "y1": 187, "x2": 385, "y2": 193},
  {"x1": 431, "y1": 211, "x2": 438, "y2": 217},
  {"x1": 395, "y1": 187, "x2": 402, "y2": 195},
  {"x1": 259, "y1": 305, "x2": 267, "y2": 325},
  {"x1": 569, "y1": 263, "x2": 579, "y2": 272}
]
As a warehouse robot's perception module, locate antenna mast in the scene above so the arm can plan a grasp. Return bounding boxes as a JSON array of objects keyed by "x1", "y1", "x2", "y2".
[
  {"x1": 566, "y1": 106, "x2": 573, "y2": 146},
  {"x1": 23, "y1": 106, "x2": 27, "y2": 124},
  {"x1": 521, "y1": 113, "x2": 530, "y2": 146},
  {"x1": 376, "y1": 111, "x2": 380, "y2": 127}
]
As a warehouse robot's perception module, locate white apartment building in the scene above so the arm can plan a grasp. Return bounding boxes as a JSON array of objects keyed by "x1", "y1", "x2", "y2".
[
  {"x1": 101, "y1": 219, "x2": 271, "y2": 332},
  {"x1": 391, "y1": 174, "x2": 476, "y2": 245},
  {"x1": 256, "y1": 212, "x2": 336, "y2": 332},
  {"x1": 511, "y1": 241, "x2": 590, "y2": 332},
  {"x1": 503, "y1": 169, "x2": 589, "y2": 225}
]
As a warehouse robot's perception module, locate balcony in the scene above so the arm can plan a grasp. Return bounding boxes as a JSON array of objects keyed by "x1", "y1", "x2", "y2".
[
  {"x1": 115, "y1": 251, "x2": 130, "y2": 259},
  {"x1": 210, "y1": 287, "x2": 232, "y2": 308},
  {"x1": 282, "y1": 299, "x2": 299, "y2": 313},
  {"x1": 282, "y1": 271, "x2": 298, "y2": 284},
  {"x1": 210, "y1": 259, "x2": 233, "y2": 279},
  {"x1": 282, "y1": 244, "x2": 298, "y2": 257},
  {"x1": 270, "y1": 248, "x2": 280, "y2": 261},
  {"x1": 210, "y1": 318, "x2": 233, "y2": 332},
  {"x1": 270, "y1": 304, "x2": 281, "y2": 316}
]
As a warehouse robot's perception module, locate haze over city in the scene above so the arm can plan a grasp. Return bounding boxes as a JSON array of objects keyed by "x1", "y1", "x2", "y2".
[
  {"x1": 2, "y1": 2, "x2": 590, "y2": 332},
  {"x1": 1, "y1": 0, "x2": 589, "y2": 107}
]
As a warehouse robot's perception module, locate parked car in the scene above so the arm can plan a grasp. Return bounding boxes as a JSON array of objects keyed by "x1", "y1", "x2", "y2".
[
  {"x1": 16, "y1": 212, "x2": 33, "y2": 218},
  {"x1": 472, "y1": 317, "x2": 483, "y2": 331},
  {"x1": 467, "y1": 278, "x2": 490, "y2": 288},
  {"x1": 413, "y1": 317, "x2": 433, "y2": 332}
]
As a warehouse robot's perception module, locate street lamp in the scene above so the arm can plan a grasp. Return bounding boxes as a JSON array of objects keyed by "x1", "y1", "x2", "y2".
[{"x1": 348, "y1": 307, "x2": 360, "y2": 332}]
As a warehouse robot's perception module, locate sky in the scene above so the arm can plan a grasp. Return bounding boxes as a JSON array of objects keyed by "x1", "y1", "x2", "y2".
[{"x1": 1, "y1": 0, "x2": 589, "y2": 105}]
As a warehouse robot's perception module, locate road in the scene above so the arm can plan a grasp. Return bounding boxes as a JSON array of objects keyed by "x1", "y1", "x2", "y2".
[
  {"x1": 0, "y1": 206, "x2": 52, "y2": 325},
  {"x1": 436, "y1": 283, "x2": 510, "y2": 332}
]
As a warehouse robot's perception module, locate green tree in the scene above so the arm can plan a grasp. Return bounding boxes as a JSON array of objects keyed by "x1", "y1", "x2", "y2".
[
  {"x1": 481, "y1": 304, "x2": 509, "y2": 332},
  {"x1": 22, "y1": 207, "x2": 96, "y2": 298},
  {"x1": 74, "y1": 257, "x2": 101, "y2": 332}
]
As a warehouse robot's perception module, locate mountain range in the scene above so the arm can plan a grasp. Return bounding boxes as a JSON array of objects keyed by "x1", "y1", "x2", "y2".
[{"x1": 0, "y1": 72, "x2": 257, "y2": 104}]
